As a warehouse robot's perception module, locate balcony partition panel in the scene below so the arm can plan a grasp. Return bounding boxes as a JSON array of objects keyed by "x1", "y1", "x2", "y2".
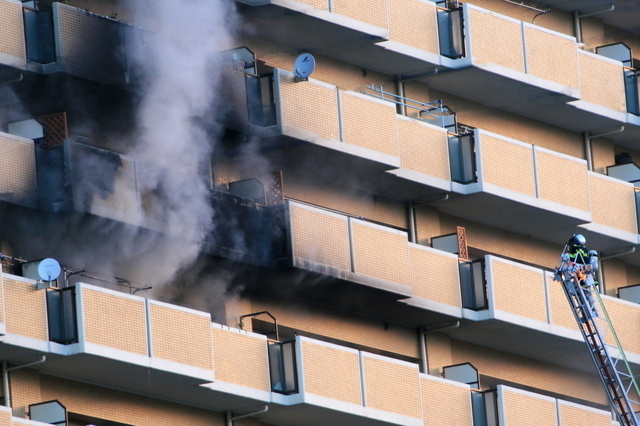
[
  {"x1": 588, "y1": 172, "x2": 638, "y2": 234},
  {"x1": 397, "y1": 118, "x2": 451, "y2": 181},
  {"x1": 350, "y1": 218, "x2": 410, "y2": 286},
  {"x1": 211, "y1": 325, "x2": 270, "y2": 392},
  {"x1": 387, "y1": 0, "x2": 439, "y2": 54},
  {"x1": 467, "y1": 7, "x2": 524, "y2": 73},
  {"x1": 478, "y1": 133, "x2": 536, "y2": 197},
  {"x1": 523, "y1": 24, "x2": 579, "y2": 90},
  {"x1": 361, "y1": 353, "x2": 422, "y2": 420},
  {"x1": 340, "y1": 91, "x2": 399, "y2": 157},
  {"x1": 277, "y1": 74, "x2": 340, "y2": 141},
  {"x1": 409, "y1": 244, "x2": 461, "y2": 307},
  {"x1": 287, "y1": 201, "x2": 351, "y2": 272},
  {"x1": 497, "y1": 385, "x2": 558, "y2": 426},
  {"x1": 578, "y1": 50, "x2": 626, "y2": 113},
  {"x1": 0, "y1": 133, "x2": 37, "y2": 209},
  {"x1": 0, "y1": 0, "x2": 26, "y2": 67},
  {"x1": 534, "y1": 147, "x2": 590, "y2": 212},
  {"x1": 487, "y1": 256, "x2": 547, "y2": 323}
]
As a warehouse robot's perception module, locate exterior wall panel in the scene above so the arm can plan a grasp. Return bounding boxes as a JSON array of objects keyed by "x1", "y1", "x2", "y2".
[
  {"x1": 490, "y1": 257, "x2": 547, "y2": 323},
  {"x1": 535, "y1": 149, "x2": 589, "y2": 212},
  {"x1": 149, "y1": 302, "x2": 212, "y2": 370},
  {"x1": 547, "y1": 272, "x2": 580, "y2": 331},
  {"x1": 289, "y1": 203, "x2": 351, "y2": 271},
  {"x1": 0, "y1": 0, "x2": 26, "y2": 63},
  {"x1": 409, "y1": 245, "x2": 460, "y2": 307},
  {"x1": 589, "y1": 173, "x2": 637, "y2": 234},
  {"x1": 558, "y1": 401, "x2": 613, "y2": 426},
  {"x1": 351, "y1": 220, "x2": 410, "y2": 285},
  {"x1": 362, "y1": 354, "x2": 421, "y2": 419},
  {"x1": 469, "y1": 8, "x2": 525, "y2": 73},
  {"x1": 211, "y1": 327, "x2": 270, "y2": 391},
  {"x1": 387, "y1": 0, "x2": 439, "y2": 54},
  {"x1": 601, "y1": 297, "x2": 640, "y2": 355},
  {"x1": 82, "y1": 288, "x2": 147, "y2": 356},
  {"x1": 500, "y1": 387, "x2": 558, "y2": 426},
  {"x1": 397, "y1": 119, "x2": 450, "y2": 180},
  {"x1": 279, "y1": 76, "x2": 340, "y2": 140},
  {"x1": 578, "y1": 51, "x2": 626, "y2": 112},
  {"x1": 421, "y1": 376, "x2": 473, "y2": 426},
  {"x1": 480, "y1": 134, "x2": 536, "y2": 197},
  {"x1": 301, "y1": 340, "x2": 362, "y2": 405},
  {"x1": 4, "y1": 277, "x2": 47, "y2": 341},
  {"x1": 0, "y1": 135, "x2": 37, "y2": 208},
  {"x1": 525, "y1": 26, "x2": 579, "y2": 89},
  {"x1": 341, "y1": 92, "x2": 398, "y2": 157}
]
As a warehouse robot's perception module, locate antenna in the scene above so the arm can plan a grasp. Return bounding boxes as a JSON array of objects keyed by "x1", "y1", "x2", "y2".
[{"x1": 294, "y1": 53, "x2": 315, "y2": 82}]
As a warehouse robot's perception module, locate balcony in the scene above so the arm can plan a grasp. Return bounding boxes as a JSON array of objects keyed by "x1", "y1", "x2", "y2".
[
  {"x1": 0, "y1": 0, "x2": 134, "y2": 84},
  {"x1": 450, "y1": 254, "x2": 640, "y2": 377},
  {"x1": 436, "y1": 129, "x2": 593, "y2": 238},
  {"x1": 0, "y1": 132, "x2": 38, "y2": 209}
]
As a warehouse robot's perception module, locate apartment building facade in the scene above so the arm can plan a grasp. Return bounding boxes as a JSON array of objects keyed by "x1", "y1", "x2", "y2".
[{"x1": 1, "y1": 0, "x2": 640, "y2": 425}]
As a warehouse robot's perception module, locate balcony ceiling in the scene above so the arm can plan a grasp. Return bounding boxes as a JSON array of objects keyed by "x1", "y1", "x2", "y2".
[{"x1": 539, "y1": 0, "x2": 640, "y2": 34}]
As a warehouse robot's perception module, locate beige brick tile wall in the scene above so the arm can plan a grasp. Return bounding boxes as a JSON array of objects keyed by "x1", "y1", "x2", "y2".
[
  {"x1": 341, "y1": 92, "x2": 399, "y2": 157},
  {"x1": 451, "y1": 340, "x2": 608, "y2": 406},
  {"x1": 439, "y1": 214, "x2": 562, "y2": 269},
  {"x1": 535, "y1": 150, "x2": 590, "y2": 211},
  {"x1": 414, "y1": 205, "x2": 441, "y2": 246},
  {"x1": 469, "y1": 8, "x2": 524, "y2": 73},
  {"x1": 4, "y1": 278, "x2": 47, "y2": 341},
  {"x1": 425, "y1": 332, "x2": 452, "y2": 375},
  {"x1": 578, "y1": 52, "x2": 626, "y2": 112},
  {"x1": 491, "y1": 259, "x2": 547, "y2": 322},
  {"x1": 397, "y1": 119, "x2": 450, "y2": 180},
  {"x1": 559, "y1": 403, "x2": 612, "y2": 426},
  {"x1": 626, "y1": 264, "x2": 640, "y2": 288},
  {"x1": 409, "y1": 247, "x2": 460, "y2": 307},
  {"x1": 224, "y1": 297, "x2": 254, "y2": 330},
  {"x1": 238, "y1": 35, "x2": 394, "y2": 92},
  {"x1": 463, "y1": 0, "x2": 573, "y2": 36},
  {"x1": 9, "y1": 369, "x2": 41, "y2": 419},
  {"x1": 0, "y1": 408, "x2": 9, "y2": 426},
  {"x1": 332, "y1": 0, "x2": 388, "y2": 29},
  {"x1": 480, "y1": 135, "x2": 536, "y2": 197},
  {"x1": 290, "y1": 204, "x2": 351, "y2": 271},
  {"x1": 604, "y1": 258, "x2": 629, "y2": 296},
  {"x1": 363, "y1": 356, "x2": 421, "y2": 418},
  {"x1": 0, "y1": 1, "x2": 25, "y2": 61},
  {"x1": 352, "y1": 222, "x2": 410, "y2": 285},
  {"x1": 589, "y1": 174, "x2": 637, "y2": 234},
  {"x1": 302, "y1": 341, "x2": 362, "y2": 404},
  {"x1": 601, "y1": 297, "x2": 640, "y2": 355},
  {"x1": 0, "y1": 274, "x2": 5, "y2": 325},
  {"x1": 282, "y1": 168, "x2": 406, "y2": 228},
  {"x1": 501, "y1": 388, "x2": 557, "y2": 426},
  {"x1": 421, "y1": 377, "x2": 472, "y2": 426},
  {"x1": 251, "y1": 300, "x2": 420, "y2": 358},
  {"x1": 387, "y1": 0, "x2": 439, "y2": 54},
  {"x1": 279, "y1": 76, "x2": 340, "y2": 141},
  {"x1": 591, "y1": 138, "x2": 615, "y2": 175},
  {"x1": 547, "y1": 272, "x2": 580, "y2": 332},
  {"x1": 407, "y1": 83, "x2": 583, "y2": 159},
  {"x1": 150, "y1": 304, "x2": 212, "y2": 370},
  {"x1": 211, "y1": 328, "x2": 270, "y2": 391},
  {"x1": 82, "y1": 288, "x2": 147, "y2": 356},
  {"x1": 0, "y1": 137, "x2": 37, "y2": 201},
  {"x1": 34, "y1": 374, "x2": 223, "y2": 426},
  {"x1": 525, "y1": 27, "x2": 579, "y2": 89}
]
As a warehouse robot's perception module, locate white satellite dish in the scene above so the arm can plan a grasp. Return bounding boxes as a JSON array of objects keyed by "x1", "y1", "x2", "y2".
[
  {"x1": 38, "y1": 258, "x2": 61, "y2": 282},
  {"x1": 294, "y1": 53, "x2": 315, "y2": 81}
]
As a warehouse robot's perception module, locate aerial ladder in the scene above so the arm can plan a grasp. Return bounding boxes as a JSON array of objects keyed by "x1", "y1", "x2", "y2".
[{"x1": 554, "y1": 248, "x2": 640, "y2": 426}]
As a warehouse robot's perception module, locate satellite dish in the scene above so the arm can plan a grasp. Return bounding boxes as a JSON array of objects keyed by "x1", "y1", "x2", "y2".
[
  {"x1": 294, "y1": 53, "x2": 315, "y2": 81},
  {"x1": 38, "y1": 258, "x2": 61, "y2": 282}
]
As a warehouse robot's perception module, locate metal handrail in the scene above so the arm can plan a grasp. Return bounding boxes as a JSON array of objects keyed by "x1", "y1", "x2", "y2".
[{"x1": 364, "y1": 85, "x2": 449, "y2": 120}]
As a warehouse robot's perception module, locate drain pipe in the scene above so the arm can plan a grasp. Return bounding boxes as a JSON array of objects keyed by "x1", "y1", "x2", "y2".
[
  {"x1": 584, "y1": 126, "x2": 624, "y2": 171},
  {"x1": 419, "y1": 321, "x2": 460, "y2": 374},
  {"x1": 395, "y1": 75, "x2": 405, "y2": 116},
  {"x1": 225, "y1": 405, "x2": 269, "y2": 426},
  {"x1": 573, "y1": 4, "x2": 615, "y2": 44},
  {"x1": 3, "y1": 356, "x2": 46, "y2": 407},
  {"x1": 407, "y1": 200, "x2": 416, "y2": 244},
  {"x1": 597, "y1": 247, "x2": 636, "y2": 293}
]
